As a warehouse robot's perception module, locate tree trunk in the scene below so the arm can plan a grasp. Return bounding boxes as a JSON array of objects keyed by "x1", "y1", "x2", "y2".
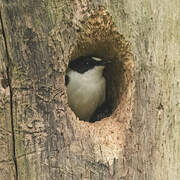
[{"x1": 0, "y1": 0, "x2": 179, "y2": 180}]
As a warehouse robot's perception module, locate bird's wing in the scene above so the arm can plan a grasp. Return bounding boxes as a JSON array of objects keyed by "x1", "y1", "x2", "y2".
[{"x1": 65, "y1": 75, "x2": 69, "y2": 86}]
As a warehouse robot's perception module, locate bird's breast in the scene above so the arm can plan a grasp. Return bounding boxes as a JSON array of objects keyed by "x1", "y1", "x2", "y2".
[{"x1": 67, "y1": 70, "x2": 106, "y2": 121}]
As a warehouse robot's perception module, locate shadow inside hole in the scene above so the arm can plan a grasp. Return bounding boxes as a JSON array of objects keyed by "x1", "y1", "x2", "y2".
[{"x1": 90, "y1": 57, "x2": 125, "y2": 122}]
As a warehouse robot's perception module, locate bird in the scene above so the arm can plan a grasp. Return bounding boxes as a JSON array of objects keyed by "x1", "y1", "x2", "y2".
[{"x1": 65, "y1": 56, "x2": 110, "y2": 122}]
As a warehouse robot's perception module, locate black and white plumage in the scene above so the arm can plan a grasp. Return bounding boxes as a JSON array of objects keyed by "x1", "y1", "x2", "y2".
[{"x1": 66, "y1": 56, "x2": 109, "y2": 122}]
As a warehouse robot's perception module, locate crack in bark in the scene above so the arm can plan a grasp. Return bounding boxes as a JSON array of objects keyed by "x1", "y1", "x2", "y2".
[{"x1": 0, "y1": 10, "x2": 18, "y2": 180}]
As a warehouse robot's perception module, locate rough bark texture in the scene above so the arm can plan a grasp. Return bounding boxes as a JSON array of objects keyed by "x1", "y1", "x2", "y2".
[{"x1": 0, "y1": 0, "x2": 179, "y2": 180}]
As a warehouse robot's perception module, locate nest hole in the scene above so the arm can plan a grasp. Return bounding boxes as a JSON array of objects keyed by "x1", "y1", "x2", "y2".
[
  {"x1": 67, "y1": 40, "x2": 134, "y2": 123},
  {"x1": 66, "y1": 7, "x2": 134, "y2": 123}
]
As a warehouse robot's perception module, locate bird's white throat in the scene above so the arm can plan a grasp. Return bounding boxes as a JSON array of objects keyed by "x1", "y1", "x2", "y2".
[{"x1": 66, "y1": 66, "x2": 106, "y2": 121}]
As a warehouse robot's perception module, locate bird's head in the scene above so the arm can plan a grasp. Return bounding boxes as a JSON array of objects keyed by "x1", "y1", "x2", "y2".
[{"x1": 68, "y1": 56, "x2": 110, "y2": 74}]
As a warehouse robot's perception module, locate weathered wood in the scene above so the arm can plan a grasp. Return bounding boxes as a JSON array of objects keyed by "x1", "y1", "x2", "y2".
[{"x1": 0, "y1": 0, "x2": 179, "y2": 180}]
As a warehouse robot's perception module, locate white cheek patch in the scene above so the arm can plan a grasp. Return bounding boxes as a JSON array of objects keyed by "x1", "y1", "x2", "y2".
[{"x1": 92, "y1": 57, "x2": 102, "y2": 61}]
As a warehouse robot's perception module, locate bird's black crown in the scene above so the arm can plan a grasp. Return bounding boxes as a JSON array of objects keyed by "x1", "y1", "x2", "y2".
[{"x1": 68, "y1": 56, "x2": 107, "y2": 74}]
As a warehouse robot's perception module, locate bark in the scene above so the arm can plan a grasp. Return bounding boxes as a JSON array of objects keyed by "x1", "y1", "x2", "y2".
[{"x1": 0, "y1": 0, "x2": 179, "y2": 180}]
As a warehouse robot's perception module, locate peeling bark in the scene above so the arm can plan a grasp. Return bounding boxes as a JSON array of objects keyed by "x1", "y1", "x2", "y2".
[{"x1": 0, "y1": 9, "x2": 18, "y2": 180}]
